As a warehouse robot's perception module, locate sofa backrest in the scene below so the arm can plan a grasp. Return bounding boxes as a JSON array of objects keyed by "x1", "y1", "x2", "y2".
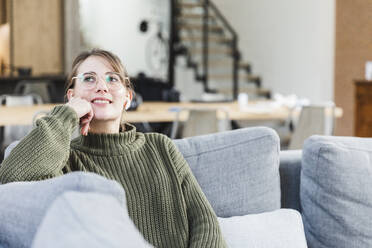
[
  {"x1": 3, "y1": 127, "x2": 304, "y2": 216},
  {"x1": 174, "y1": 126, "x2": 281, "y2": 218}
]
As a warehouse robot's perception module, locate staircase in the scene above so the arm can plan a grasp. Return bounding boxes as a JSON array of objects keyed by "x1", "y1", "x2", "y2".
[{"x1": 169, "y1": 0, "x2": 269, "y2": 100}]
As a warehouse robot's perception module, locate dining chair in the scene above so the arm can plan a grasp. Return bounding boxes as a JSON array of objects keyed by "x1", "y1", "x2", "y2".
[
  {"x1": 14, "y1": 80, "x2": 56, "y2": 103},
  {"x1": 170, "y1": 107, "x2": 230, "y2": 139},
  {"x1": 288, "y1": 103, "x2": 335, "y2": 150}
]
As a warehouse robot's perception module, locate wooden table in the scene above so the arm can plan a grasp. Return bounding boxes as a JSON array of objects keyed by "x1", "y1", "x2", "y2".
[{"x1": 0, "y1": 101, "x2": 343, "y2": 126}]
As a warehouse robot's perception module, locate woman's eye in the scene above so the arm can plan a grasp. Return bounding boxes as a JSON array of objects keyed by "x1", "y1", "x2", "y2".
[
  {"x1": 83, "y1": 76, "x2": 95, "y2": 82},
  {"x1": 107, "y1": 76, "x2": 118, "y2": 82}
]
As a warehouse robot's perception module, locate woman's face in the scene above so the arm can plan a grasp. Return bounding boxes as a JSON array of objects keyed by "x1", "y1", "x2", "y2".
[{"x1": 67, "y1": 56, "x2": 129, "y2": 122}]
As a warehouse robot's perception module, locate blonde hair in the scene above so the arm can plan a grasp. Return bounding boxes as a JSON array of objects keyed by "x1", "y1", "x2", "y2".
[{"x1": 65, "y1": 48, "x2": 134, "y2": 130}]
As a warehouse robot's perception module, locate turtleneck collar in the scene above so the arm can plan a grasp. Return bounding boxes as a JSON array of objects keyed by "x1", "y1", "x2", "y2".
[{"x1": 71, "y1": 123, "x2": 145, "y2": 155}]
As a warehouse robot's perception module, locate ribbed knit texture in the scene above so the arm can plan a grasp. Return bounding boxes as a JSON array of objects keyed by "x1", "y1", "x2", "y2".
[{"x1": 0, "y1": 105, "x2": 227, "y2": 248}]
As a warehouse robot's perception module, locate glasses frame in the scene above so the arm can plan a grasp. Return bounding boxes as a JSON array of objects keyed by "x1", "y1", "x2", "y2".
[{"x1": 70, "y1": 71, "x2": 129, "y2": 90}]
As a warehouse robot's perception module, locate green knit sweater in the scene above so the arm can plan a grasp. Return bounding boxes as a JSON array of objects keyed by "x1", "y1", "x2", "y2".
[{"x1": 0, "y1": 105, "x2": 227, "y2": 248}]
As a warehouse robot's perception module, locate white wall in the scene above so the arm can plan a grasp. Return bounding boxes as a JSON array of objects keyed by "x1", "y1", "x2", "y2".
[
  {"x1": 79, "y1": 0, "x2": 169, "y2": 80},
  {"x1": 213, "y1": 0, "x2": 335, "y2": 103},
  {"x1": 78, "y1": 0, "x2": 335, "y2": 103}
]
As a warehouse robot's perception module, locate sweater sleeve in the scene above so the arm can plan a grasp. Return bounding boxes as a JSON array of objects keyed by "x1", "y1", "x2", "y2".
[
  {"x1": 166, "y1": 138, "x2": 227, "y2": 248},
  {"x1": 0, "y1": 105, "x2": 79, "y2": 183}
]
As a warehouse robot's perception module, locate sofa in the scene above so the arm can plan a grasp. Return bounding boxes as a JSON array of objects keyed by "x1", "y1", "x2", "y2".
[
  {"x1": 1, "y1": 126, "x2": 371, "y2": 247},
  {"x1": 177, "y1": 128, "x2": 372, "y2": 248}
]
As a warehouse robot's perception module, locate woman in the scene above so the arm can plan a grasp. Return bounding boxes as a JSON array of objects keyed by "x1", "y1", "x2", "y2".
[{"x1": 0, "y1": 49, "x2": 227, "y2": 248}]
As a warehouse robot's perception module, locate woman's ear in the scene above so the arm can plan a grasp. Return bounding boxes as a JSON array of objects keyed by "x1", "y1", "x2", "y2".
[
  {"x1": 124, "y1": 91, "x2": 133, "y2": 110},
  {"x1": 66, "y1": 89, "x2": 74, "y2": 101},
  {"x1": 127, "y1": 91, "x2": 133, "y2": 101}
]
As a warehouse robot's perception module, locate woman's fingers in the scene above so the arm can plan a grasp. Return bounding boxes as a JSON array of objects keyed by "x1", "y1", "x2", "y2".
[
  {"x1": 81, "y1": 122, "x2": 90, "y2": 136},
  {"x1": 66, "y1": 97, "x2": 94, "y2": 136},
  {"x1": 80, "y1": 110, "x2": 94, "y2": 136},
  {"x1": 66, "y1": 97, "x2": 93, "y2": 119},
  {"x1": 86, "y1": 107, "x2": 94, "y2": 122},
  {"x1": 80, "y1": 115, "x2": 91, "y2": 136}
]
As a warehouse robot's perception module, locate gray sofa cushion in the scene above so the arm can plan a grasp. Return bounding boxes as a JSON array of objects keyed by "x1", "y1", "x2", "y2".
[
  {"x1": 174, "y1": 127, "x2": 280, "y2": 217},
  {"x1": 32, "y1": 192, "x2": 151, "y2": 248},
  {"x1": 301, "y1": 135, "x2": 372, "y2": 248},
  {"x1": 218, "y1": 209, "x2": 307, "y2": 248},
  {"x1": 0, "y1": 172, "x2": 126, "y2": 248}
]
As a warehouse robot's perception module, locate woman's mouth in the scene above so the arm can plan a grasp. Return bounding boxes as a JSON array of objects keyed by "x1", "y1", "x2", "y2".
[
  {"x1": 91, "y1": 98, "x2": 112, "y2": 104},
  {"x1": 92, "y1": 99, "x2": 111, "y2": 104}
]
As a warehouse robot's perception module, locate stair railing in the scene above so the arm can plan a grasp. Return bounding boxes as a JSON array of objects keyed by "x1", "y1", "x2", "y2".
[
  {"x1": 169, "y1": 0, "x2": 241, "y2": 100},
  {"x1": 168, "y1": 0, "x2": 177, "y2": 89},
  {"x1": 205, "y1": 0, "x2": 240, "y2": 99},
  {"x1": 202, "y1": 0, "x2": 210, "y2": 93}
]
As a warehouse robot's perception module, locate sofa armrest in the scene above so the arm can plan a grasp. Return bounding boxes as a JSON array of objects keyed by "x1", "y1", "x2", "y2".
[{"x1": 279, "y1": 150, "x2": 302, "y2": 212}]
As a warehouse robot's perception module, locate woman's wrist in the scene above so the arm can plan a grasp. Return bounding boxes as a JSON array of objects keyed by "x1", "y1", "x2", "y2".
[{"x1": 49, "y1": 105, "x2": 79, "y2": 130}]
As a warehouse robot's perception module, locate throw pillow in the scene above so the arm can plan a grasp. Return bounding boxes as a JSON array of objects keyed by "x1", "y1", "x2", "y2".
[
  {"x1": 218, "y1": 209, "x2": 307, "y2": 248},
  {"x1": 32, "y1": 191, "x2": 151, "y2": 248},
  {"x1": 175, "y1": 127, "x2": 281, "y2": 217},
  {"x1": 301, "y1": 135, "x2": 372, "y2": 248},
  {"x1": 0, "y1": 172, "x2": 128, "y2": 248}
]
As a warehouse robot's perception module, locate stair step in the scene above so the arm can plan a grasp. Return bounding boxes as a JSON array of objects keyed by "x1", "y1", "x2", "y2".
[
  {"x1": 178, "y1": 13, "x2": 214, "y2": 19},
  {"x1": 239, "y1": 62, "x2": 251, "y2": 69},
  {"x1": 218, "y1": 87, "x2": 271, "y2": 97},
  {"x1": 178, "y1": 3, "x2": 204, "y2": 8},
  {"x1": 207, "y1": 60, "x2": 233, "y2": 67},
  {"x1": 209, "y1": 74, "x2": 260, "y2": 82},
  {"x1": 179, "y1": 24, "x2": 224, "y2": 32},
  {"x1": 206, "y1": 60, "x2": 251, "y2": 69},
  {"x1": 246, "y1": 75, "x2": 260, "y2": 81},
  {"x1": 189, "y1": 47, "x2": 232, "y2": 55},
  {"x1": 180, "y1": 36, "x2": 232, "y2": 44}
]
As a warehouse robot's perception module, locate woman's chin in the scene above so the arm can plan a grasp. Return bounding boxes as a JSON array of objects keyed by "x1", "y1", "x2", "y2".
[{"x1": 92, "y1": 113, "x2": 118, "y2": 122}]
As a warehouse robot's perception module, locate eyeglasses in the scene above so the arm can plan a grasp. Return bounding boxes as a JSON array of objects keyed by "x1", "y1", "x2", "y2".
[{"x1": 71, "y1": 71, "x2": 128, "y2": 90}]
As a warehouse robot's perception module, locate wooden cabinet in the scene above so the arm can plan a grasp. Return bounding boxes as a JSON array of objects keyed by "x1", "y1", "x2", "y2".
[
  {"x1": 0, "y1": 0, "x2": 64, "y2": 76},
  {"x1": 354, "y1": 81, "x2": 372, "y2": 137}
]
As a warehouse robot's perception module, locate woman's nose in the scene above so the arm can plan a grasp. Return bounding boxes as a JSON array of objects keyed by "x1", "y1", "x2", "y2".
[{"x1": 95, "y1": 77, "x2": 108, "y2": 92}]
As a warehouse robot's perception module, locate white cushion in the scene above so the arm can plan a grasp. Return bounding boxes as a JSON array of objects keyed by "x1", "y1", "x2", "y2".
[{"x1": 218, "y1": 209, "x2": 307, "y2": 248}]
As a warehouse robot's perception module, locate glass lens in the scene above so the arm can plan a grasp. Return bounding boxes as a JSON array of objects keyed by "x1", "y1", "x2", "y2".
[
  {"x1": 105, "y1": 73, "x2": 120, "y2": 83},
  {"x1": 105, "y1": 73, "x2": 122, "y2": 88},
  {"x1": 77, "y1": 72, "x2": 123, "y2": 89},
  {"x1": 80, "y1": 73, "x2": 97, "y2": 88}
]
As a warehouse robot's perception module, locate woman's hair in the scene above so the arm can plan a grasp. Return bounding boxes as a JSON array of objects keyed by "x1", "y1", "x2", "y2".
[{"x1": 65, "y1": 48, "x2": 133, "y2": 100}]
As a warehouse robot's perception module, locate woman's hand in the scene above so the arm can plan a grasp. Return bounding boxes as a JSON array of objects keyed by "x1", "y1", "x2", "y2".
[{"x1": 65, "y1": 97, "x2": 94, "y2": 136}]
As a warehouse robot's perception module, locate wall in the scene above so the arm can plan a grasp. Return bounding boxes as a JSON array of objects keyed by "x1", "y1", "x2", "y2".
[
  {"x1": 12, "y1": 0, "x2": 64, "y2": 75},
  {"x1": 79, "y1": 0, "x2": 169, "y2": 80},
  {"x1": 78, "y1": 0, "x2": 205, "y2": 100},
  {"x1": 73, "y1": 1, "x2": 337, "y2": 103},
  {"x1": 212, "y1": 0, "x2": 335, "y2": 104},
  {"x1": 334, "y1": 0, "x2": 372, "y2": 136},
  {"x1": 64, "y1": 0, "x2": 81, "y2": 73}
]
